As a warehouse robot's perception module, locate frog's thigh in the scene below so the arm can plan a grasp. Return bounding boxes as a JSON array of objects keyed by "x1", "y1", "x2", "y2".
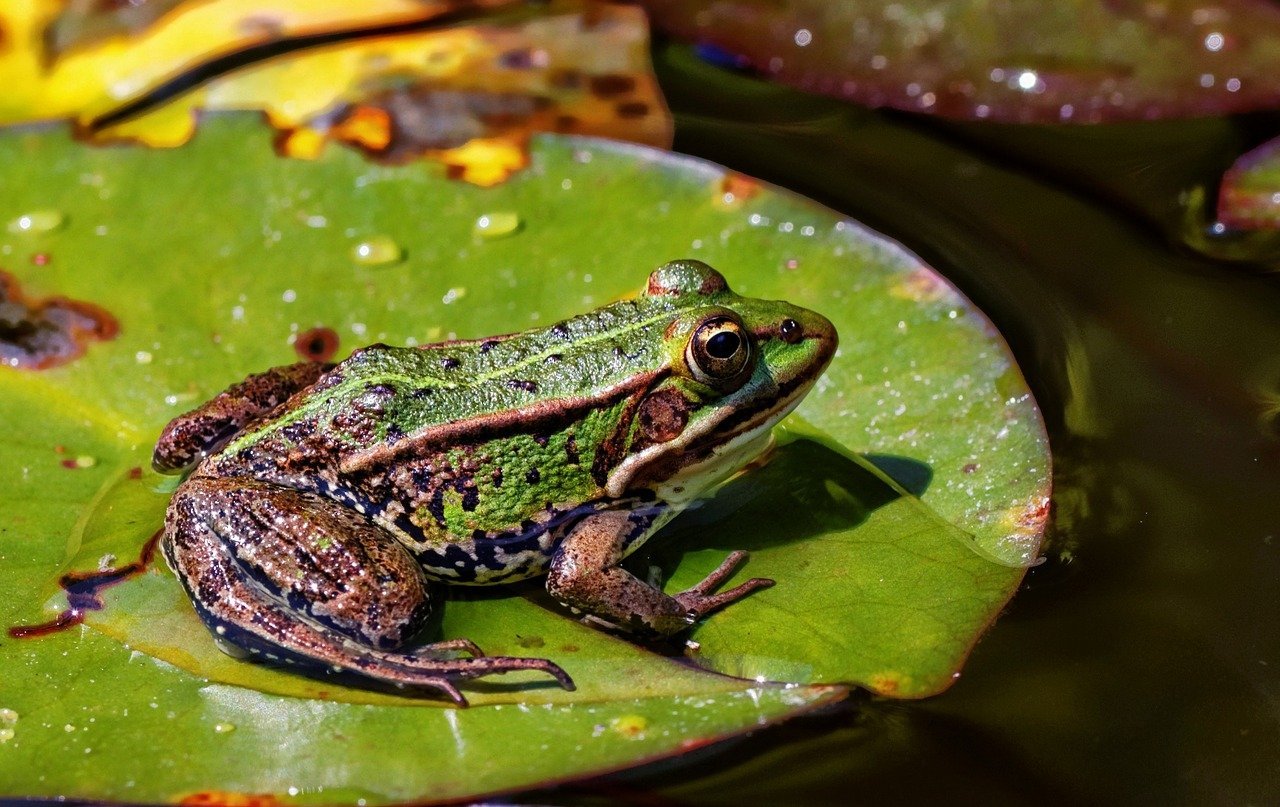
[
  {"x1": 166, "y1": 477, "x2": 432, "y2": 651},
  {"x1": 547, "y1": 510, "x2": 691, "y2": 636}
]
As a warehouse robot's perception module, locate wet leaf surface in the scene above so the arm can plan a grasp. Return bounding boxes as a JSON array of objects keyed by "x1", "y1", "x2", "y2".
[
  {"x1": 0, "y1": 116, "x2": 1046, "y2": 801},
  {"x1": 643, "y1": 0, "x2": 1280, "y2": 123}
]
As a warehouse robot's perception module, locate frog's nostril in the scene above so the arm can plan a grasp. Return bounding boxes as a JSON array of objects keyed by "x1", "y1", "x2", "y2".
[{"x1": 779, "y1": 318, "x2": 803, "y2": 344}]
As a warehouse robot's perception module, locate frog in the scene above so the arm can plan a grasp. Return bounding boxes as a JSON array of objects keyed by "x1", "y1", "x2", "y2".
[{"x1": 152, "y1": 260, "x2": 837, "y2": 706}]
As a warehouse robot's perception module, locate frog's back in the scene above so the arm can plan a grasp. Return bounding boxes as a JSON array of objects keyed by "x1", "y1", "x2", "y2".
[{"x1": 220, "y1": 296, "x2": 677, "y2": 470}]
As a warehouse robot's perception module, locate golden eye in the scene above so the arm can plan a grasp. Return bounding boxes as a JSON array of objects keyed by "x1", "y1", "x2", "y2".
[{"x1": 687, "y1": 315, "x2": 753, "y2": 386}]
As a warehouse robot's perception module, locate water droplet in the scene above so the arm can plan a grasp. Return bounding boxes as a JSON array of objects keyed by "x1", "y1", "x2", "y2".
[
  {"x1": 794, "y1": 28, "x2": 812, "y2": 47},
  {"x1": 134, "y1": 351, "x2": 152, "y2": 364},
  {"x1": 442, "y1": 287, "x2": 467, "y2": 305},
  {"x1": 351, "y1": 236, "x2": 403, "y2": 266},
  {"x1": 213, "y1": 722, "x2": 236, "y2": 734},
  {"x1": 282, "y1": 289, "x2": 297, "y2": 303},
  {"x1": 473, "y1": 211, "x2": 521, "y2": 240},
  {"x1": 1204, "y1": 32, "x2": 1225, "y2": 52},
  {"x1": 8, "y1": 210, "x2": 65, "y2": 235},
  {"x1": 74, "y1": 455, "x2": 97, "y2": 469}
]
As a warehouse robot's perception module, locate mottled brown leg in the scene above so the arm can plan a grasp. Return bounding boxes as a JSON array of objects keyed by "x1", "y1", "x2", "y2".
[
  {"x1": 153, "y1": 361, "x2": 331, "y2": 473},
  {"x1": 547, "y1": 510, "x2": 774, "y2": 637},
  {"x1": 164, "y1": 477, "x2": 573, "y2": 705}
]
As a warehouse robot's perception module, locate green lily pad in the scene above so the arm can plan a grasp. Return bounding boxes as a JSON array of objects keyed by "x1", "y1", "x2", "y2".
[{"x1": 0, "y1": 115, "x2": 1047, "y2": 801}]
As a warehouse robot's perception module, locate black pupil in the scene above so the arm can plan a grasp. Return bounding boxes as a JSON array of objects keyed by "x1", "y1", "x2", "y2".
[{"x1": 706, "y1": 330, "x2": 741, "y2": 359}]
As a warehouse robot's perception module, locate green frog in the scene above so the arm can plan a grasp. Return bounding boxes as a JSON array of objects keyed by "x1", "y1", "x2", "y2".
[{"x1": 153, "y1": 260, "x2": 837, "y2": 705}]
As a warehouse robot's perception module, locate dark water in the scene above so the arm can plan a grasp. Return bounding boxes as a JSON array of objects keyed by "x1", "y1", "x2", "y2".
[{"x1": 546, "y1": 42, "x2": 1280, "y2": 805}]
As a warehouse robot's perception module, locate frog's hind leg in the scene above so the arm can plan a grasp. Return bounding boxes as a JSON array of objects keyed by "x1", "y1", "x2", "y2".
[{"x1": 163, "y1": 477, "x2": 573, "y2": 705}]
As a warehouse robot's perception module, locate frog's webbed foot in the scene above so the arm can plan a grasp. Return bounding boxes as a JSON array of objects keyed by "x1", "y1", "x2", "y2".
[
  {"x1": 164, "y1": 477, "x2": 573, "y2": 706},
  {"x1": 671, "y1": 550, "x2": 774, "y2": 624},
  {"x1": 548, "y1": 511, "x2": 774, "y2": 637}
]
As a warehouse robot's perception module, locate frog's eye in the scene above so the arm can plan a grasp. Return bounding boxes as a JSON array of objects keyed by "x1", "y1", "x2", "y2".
[{"x1": 687, "y1": 315, "x2": 753, "y2": 387}]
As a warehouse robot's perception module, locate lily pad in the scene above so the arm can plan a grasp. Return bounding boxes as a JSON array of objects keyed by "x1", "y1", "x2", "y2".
[
  {"x1": 0, "y1": 116, "x2": 1047, "y2": 801},
  {"x1": 643, "y1": 0, "x2": 1280, "y2": 123}
]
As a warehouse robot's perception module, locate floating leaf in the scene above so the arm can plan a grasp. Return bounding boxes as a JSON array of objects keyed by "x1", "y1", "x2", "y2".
[
  {"x1": 1219, "y1": 136, "x2": 1280, "y2": 230},
  {"x1": 0, "y1": 1, "x2": 670, "y2": 186},
  {"x1": 643, "y1": 0, "x2": 1280, "y2": 123},
  {"x1": 0, "y1": 116, "x2": 1047, "y2": 801}
]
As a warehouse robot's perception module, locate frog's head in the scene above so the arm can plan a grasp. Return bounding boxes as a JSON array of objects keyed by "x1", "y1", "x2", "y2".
[{"x1": 607, "y1": 260, "x2": 838, "y2": 500}]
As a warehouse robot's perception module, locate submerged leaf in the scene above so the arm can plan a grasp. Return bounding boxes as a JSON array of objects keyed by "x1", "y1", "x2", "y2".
[{"x1": 643, "y1": 0, "x2": 1280, "y2": 123}]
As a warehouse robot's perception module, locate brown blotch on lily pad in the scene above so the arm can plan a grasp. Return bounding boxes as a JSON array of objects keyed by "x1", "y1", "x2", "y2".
[
  {"x1": 0, "y1": 270, "x2": 119, "y2": 370},
  {"x1": 293, "y1": 326, "x2": 339, "y2": 363}
]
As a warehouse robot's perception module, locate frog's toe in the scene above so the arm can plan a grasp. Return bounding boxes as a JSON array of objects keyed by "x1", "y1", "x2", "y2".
[
  {"x1": 674, "y1": 550, "x2": 774, "y2": 622},
  {"x1": 385, "y1": 652, "x2": 575, "y2": 692}
]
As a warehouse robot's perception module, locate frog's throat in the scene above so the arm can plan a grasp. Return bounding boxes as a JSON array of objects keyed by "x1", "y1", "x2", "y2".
[{"x1": 604, "y1": 373, "x2": 817, "y2": 500}]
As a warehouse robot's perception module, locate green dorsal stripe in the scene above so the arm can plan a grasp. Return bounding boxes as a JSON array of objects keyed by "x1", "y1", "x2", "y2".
[{"x1": 223, "y1": 295, "x2": 700, "y2": 457}]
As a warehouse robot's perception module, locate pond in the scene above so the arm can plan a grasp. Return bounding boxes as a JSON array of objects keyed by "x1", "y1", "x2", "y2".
[{"x1": 612, "y1": 38, "x2": 1280, "y2": 806}]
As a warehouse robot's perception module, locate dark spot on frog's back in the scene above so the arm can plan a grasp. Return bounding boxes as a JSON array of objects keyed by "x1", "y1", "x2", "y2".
[
  {"x1": 0, "y1": 270, "x2": 119, "y2": 370},
  {"x1": 440, "y1": 356, "x2": 460, "y2": 370},
  {"x1": 526, "y1": 468, "x2": 541, "y2": 484},
  {"x1": 551, "y1": 322, "x2": 570, "y2": 339},
  {"x1": 508, "y1": 379, "x2": 538, "y2": 393},
  {"x1": 295, "y1": 327, "x2": 339, "y2": 363},
  {"x1": 565, "y1": 434, "x2": 580, "y2": 465},
  {"x1": 480, "y1": 339, "x2": 499, "y2": 353}
]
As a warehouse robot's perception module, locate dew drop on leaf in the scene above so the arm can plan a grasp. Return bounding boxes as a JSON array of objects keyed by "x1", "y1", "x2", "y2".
[
  {"x1": 7, "y1": 210, "x2": 66, "y2": 234},
  {"x1": 350, "y1": 235, "x2": 403, "y2": 266},
  {"x1": 473, "y1": 211, "x2": 522, "y2": 239}
]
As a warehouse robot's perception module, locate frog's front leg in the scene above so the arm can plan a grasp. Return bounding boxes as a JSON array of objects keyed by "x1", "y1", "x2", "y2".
[
  {"x1": 153, "y1": 361, "x2": 332, "y2": 473},
  {"x1": 547, "y1": 510, "x2": 774, "y2": 637},
  {"x1": 164, "y1": 476, "x2": 573, "y2": 706}
]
